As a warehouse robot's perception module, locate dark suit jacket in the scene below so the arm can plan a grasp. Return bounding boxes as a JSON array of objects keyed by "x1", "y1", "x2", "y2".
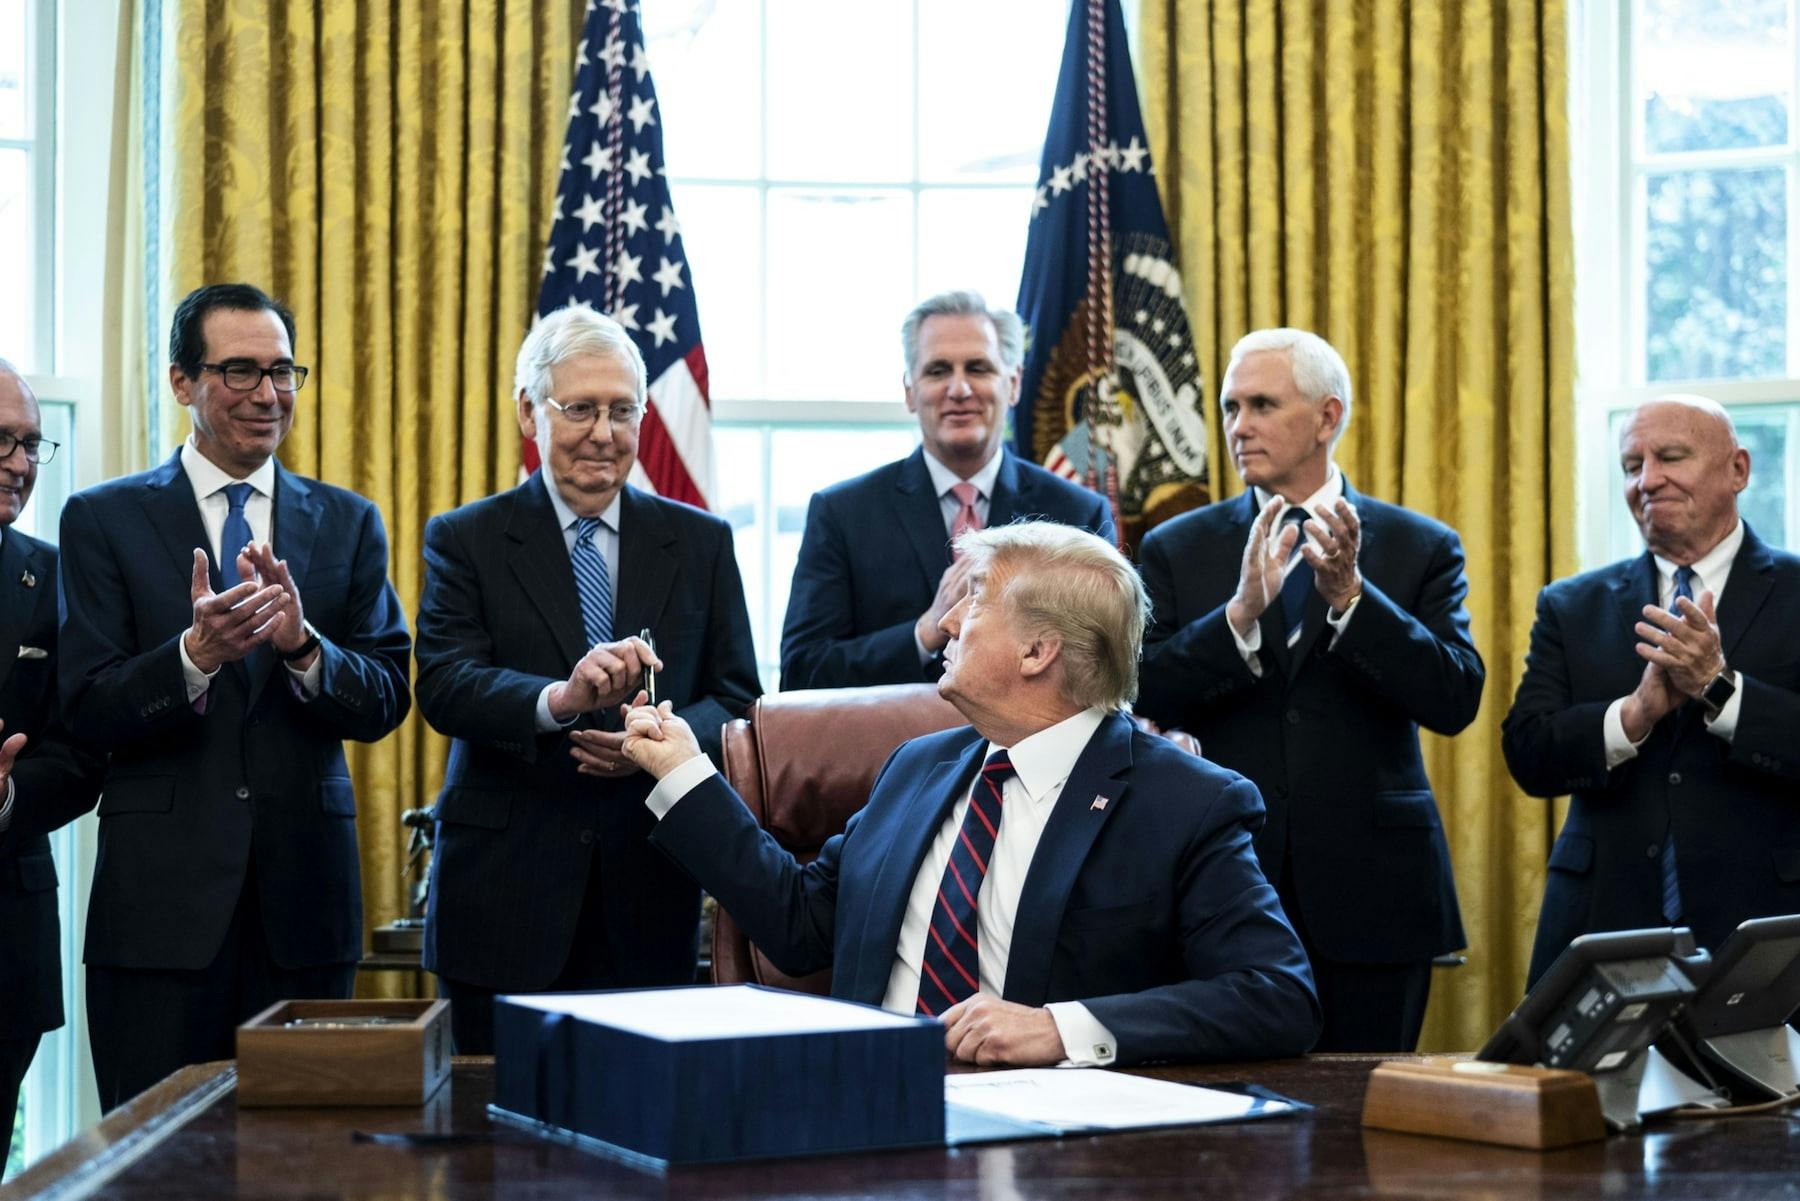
[
  {"x1": 1502, "y1": 526, "x2": 1800, "y2": 986},
  {"x1": 0, "y1": 531, "x2": 102, "y2": 1039},
  {"x1": 416, "y1": 476, "x2": 760, "y2": 991},
  {"x1": 58, "y1": 450, "x2": 412, "y2": 972},
  {"x1": 651, "y1": 711, "x2": 1320, "y2": 1064},
  {"x1": 1136, "y1": 483, "x2": 1482, "y2": 964},
  {"x1": 779, "y1": 447, "x2": 1115, "y2": 689}
]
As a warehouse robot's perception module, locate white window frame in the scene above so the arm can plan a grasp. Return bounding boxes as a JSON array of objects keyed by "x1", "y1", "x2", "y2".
[{"x1": 1573, "y1": 0, "x2": 1800, "y2": 567}]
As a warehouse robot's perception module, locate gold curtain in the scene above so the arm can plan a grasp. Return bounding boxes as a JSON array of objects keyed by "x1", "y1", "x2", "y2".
[
  {"x1": 1141, "y1": 0, "x2": 1577, "y2": 1050},
  {"x1": 160, "y1": 0, "x2": 586, "y2": 995}
]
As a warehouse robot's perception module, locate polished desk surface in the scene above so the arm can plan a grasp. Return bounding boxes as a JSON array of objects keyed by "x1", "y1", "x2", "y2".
[{"x1": 9, "y1": 1055, "x2": 1800, "y2": 1199}]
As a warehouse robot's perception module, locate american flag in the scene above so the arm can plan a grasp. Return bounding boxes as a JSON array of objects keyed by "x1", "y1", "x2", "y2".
[{"x1": 534, "y1": 0, "x2": 713, "y2": 508}]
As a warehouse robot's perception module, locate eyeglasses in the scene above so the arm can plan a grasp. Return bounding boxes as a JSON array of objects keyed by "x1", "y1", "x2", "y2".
[
  {"x1": 198, "y1": 362, "x2": 310, "y2": 392},
  {"x1": 0, "y1": 433, "x2": 57, "y2": 464},
  {"x1": 543, "y1": 397, "x2": 645, "y2": 430}
]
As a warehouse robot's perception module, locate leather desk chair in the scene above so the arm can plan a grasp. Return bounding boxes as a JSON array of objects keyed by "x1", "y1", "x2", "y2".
[
  {"x1": 713, "y1": 684, "x2": 964, "y2": 992},
  {"x1": 710, "y1": 685, "x2": 1201, "y2": 992}
]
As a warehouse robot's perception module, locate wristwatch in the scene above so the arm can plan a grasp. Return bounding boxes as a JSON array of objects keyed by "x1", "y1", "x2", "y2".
[
  {"x1": 1699, "y1": 668, "x2": 1737, "y2": 719},
  {"x1": 279, "y1": 621, "x2": 322, "y2": 663}
]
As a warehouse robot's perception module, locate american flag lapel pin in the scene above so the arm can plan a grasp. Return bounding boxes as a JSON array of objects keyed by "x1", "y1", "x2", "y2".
[
  {"x1": 1090, "y1": 794, "x2": 1110, "y2": 812},
  {"x1": 20, "y1": 570, "x2": 35, "y2": 589}
]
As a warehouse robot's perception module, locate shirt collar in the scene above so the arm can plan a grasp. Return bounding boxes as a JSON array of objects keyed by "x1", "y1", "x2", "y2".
[
  {"x1": 182, "y1": 434, "x2": 277, "y2": 499},
  {"x1": 1652, "y1": 520, "x2": 1743, "y2": 591},
  {"x1": 541, "y1": 469, "x2": 622, "y2": 536},
  {"x1": 1253, "y1": 464, "x2": 1343, "y2": 518},
  {"x1": 923, "y1": 445, "x2": 1005, "y2": 502},
  {"x1": 989, "y1": 707, "x2": 1108, "y2": 806}
]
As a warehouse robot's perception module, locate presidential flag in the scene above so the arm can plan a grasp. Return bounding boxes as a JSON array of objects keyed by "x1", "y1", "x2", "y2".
[
  {"x1": 536, "y1": 0, "x2": 713, "y2": 508},
  {"x1": 1015, "y1": 0, "x2": 1209, "y2": 544}
]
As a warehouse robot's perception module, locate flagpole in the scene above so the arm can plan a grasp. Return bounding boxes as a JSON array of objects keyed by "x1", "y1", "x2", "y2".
[{"x1": 1082, "y1": 0, "x2": 1124, "y2": 548}]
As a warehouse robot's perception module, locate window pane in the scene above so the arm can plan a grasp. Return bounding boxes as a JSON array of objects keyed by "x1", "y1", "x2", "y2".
[
  {"x1": 917, "y1": 187, "x2": 1035, "y2": 315},
  {"x1": 0, "y1": 148, "x2": 33, "y2": 371},
  {"x1": 1640, "y1": 0, "x2": 1789, "y2": 154},
  {"x1": 765, "y1": 189, "x2": 914, "y2": 400},
  {"x1": 916, "y1": 0, "x2": 1065, "y2": 183},
  {"x1": 668, "y1": 183, "x2": 763, "y2": 400},
  {"x1": 644, "y1": 0, "x2": 762, "y2": 181},
  {"x1": 0, "y1": 0, "x2": 24, "y2": 140},
  {"x1": 766, "y1": 0, "x2": 912, "y2": 182},
  {"x1": 712, "y1": 425, "x2": 768, "y2": 676},
  {"x1": 1645, "y1": 167, "x2": 1785, "y2": 382}
]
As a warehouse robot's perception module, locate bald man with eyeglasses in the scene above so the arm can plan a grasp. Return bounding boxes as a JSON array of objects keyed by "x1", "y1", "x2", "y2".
[
  {"x1": 0, "y1": 360, "x2": 101, "y2": 1171},
  {"x1": 57, "y1": 283, "x2": 412, "y2": 1110}
]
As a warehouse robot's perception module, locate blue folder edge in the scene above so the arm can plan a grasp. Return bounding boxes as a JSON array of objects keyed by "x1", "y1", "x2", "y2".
[{"x1": 491, "y1": 1082, "x2": 1310, "y2": 1171}]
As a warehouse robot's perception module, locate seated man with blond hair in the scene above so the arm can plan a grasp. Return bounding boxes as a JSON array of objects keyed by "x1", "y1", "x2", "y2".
[{"x1": 623, "y1": 521, "x2": 1318, "y2": 1067}]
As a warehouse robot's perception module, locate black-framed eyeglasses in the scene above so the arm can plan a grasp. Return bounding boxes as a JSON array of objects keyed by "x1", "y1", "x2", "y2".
[
  {"x1": 0, "y1": 433, "x2": 58, "y2": 464},
  {"x1": 198, "y1": 362, "x2": 310, "y2": 392}
]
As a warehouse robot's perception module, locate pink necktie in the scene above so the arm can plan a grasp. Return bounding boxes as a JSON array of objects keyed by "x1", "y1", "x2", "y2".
[{"x1": 950, "y1": 482, "x2": 982, "y2": 555}]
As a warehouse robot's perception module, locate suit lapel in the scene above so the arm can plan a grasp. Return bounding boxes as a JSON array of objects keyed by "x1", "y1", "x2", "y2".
[
  {"x1": 1003, "y1": 713, "x2": 1132, "y2": 1005},
  {"x1": 507, "y1": 473, "x2": 590, "y2": 668},
  {"x1": 247, "y1": 465, "x2": 323, "y2": 706},
  {"x1": 143, "y1": 451, "x2": 215, "y2": 589},
  {"x1": 612, "y1": 487, "x2": 679, "y2": 643},
  {"x1": 893, "y1": 449, "x2": 953, "y2": 590},
  {"x1": 859, "y1": 737, "x2": 984, "y2": 996},
  {"x1": 0, "y1": 534, "x2": 37, "y2": 680},
  {"x1": 987, "y1": 450, "x2": 1024, "y2": 527},
  {"x1": 1717, "y1": 527, "x2": 1775, "y2": 662}
]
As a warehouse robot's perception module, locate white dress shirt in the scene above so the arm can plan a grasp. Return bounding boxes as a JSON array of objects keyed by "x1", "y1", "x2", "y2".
[
  {"x1": 1602, "y1": 521, "x2": 1746, "y2": 768},
  {"x1": 175, "y1": 437, "x2": 320, "y2": 701},
  {"x1": 1231, "y1": 465, "x2": 1359, "y2": 673},
  {"x1": 534, "y1": 472, "x2": 625, "y2": 732},
  {"x1": 913, "y1": 447, "x2": 1005, "y2": 665},
  {"x1": 646, "y1": 707, "x2": 1121, "y2": 1066}
]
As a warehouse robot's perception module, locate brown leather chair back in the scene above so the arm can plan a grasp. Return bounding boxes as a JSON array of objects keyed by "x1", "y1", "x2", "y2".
[{"x1": 712, "y1": 683, "x2": 964, "y2": 993}]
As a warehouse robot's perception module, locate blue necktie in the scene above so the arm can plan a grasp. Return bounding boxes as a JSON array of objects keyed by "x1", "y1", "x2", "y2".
[
  {"x1": 1661, "y1": 565, "x2": 1696, "y2": 925},
  {"x1": 571, "y1": 516, "x2": 613, "y2": 647},
  {"x1": 1279, "y1": 507, "x2": 1314, "y2": 648},
  {"x1": 916, "y1": 749, "x2": 1014, "y2": 1017},
  {"x1": 220, "y1": 482, "x2": 254, "y2": 589}
]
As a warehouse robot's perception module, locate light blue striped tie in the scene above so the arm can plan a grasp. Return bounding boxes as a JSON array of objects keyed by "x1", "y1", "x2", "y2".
[
  {"x1": 1661, "y1": 565, "x2": 1695, "y2": 925},
  {"x1": 571, "y1": 516, "x2": 613, "y2": 647}
]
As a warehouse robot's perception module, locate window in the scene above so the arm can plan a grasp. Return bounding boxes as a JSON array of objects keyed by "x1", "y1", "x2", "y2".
[
  {"x1": 643, "y1": 0, "x2": 1071, "y2": 681},
  {"x1": 1573, "y1": 0, "x2": 1800, "y2": 564},
  {"x1": 0, "y1": 0, "x2": 53, "y2": 371}
]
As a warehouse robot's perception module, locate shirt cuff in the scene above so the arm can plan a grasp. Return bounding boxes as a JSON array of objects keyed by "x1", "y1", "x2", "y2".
[
  {"x1": 1046, "y1": 1002, "x2": 1118, "y2": 1067},
  {"x1": 914, "y1": 626, "x2": 935, "y2": 667},
  {"x1": 1703, "y1": 671, "x2": 1744, "y2": 742},
  {"x1": 535, "y1": 683, "x2": 580, "y2": 733},
  {"x1": 1229, "y1": 615, "x2": 1264, "y2": 679},
  {"x1": 644, "y1": 754, "x2": 719, "y2": 819},
  {"x1": 1325, "y1": 592, "x2": 1360, "y2": 648},
  {"x1": 1603, "y1": 697, "x2": 1649, "y2": 769},
  {"x1": 0, "y1": 775, "x2": 14, "y2": 833},
  {"x1": 177, "y1": 632, "x2": 220, "y2": 702},
  {"x1": 285, "y1": 650, "x2": 323, "y2": 700}
]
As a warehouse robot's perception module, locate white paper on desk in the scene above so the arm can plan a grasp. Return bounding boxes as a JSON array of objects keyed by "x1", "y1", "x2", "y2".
[
  {"x1": 946, "y1": 1069, "x2": 1289, "y2": 1132},
  {"x1": 504, "y1": 984, "x2": 922, "y2": 1041}
]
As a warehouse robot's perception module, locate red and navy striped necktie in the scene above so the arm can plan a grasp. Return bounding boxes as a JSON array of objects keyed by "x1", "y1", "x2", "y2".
[{"x1": 916, "y1": 748, "x2": 1014, "y2": 1016}]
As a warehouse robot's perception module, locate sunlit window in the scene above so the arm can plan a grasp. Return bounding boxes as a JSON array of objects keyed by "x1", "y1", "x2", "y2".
[{"x1": 0, "y1": 0, "x2": 49, "y2": 372}]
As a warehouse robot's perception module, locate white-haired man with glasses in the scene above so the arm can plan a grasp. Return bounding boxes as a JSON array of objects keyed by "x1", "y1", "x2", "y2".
[
  {"x1": 58, "y1": 283, "x2": 413, "y2": 1110},
  {"x1": 415, "y1": 306, "x2": 759, "y2": 1055},
  {"x1": 0, "y1": 360, "x2": 101, "y2": 1167}
]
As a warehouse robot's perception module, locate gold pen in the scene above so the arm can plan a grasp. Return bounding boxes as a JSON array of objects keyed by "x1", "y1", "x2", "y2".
[{"x1": 639, "y1": 627, "x2": 657, "y2": 705}]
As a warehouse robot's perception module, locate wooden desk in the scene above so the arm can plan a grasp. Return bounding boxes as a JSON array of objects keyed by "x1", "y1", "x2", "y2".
[{"x1": 8, "y1": 1055, "x2": 1799, "y2": 1199}]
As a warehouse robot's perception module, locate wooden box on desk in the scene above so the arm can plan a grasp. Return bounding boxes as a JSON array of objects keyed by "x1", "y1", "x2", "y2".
[
  {"x1": 237, "y1": 999, "x2": 451, "y2": 1107},
  {"x1": 1362, "y1": 1057, "x2": 1605, "y2": 1149}
]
